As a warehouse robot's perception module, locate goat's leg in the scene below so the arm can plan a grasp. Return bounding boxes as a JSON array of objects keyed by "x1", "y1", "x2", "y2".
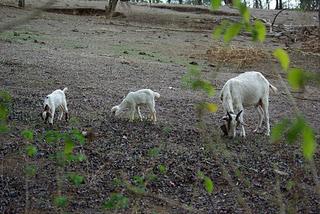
[
  {"x1": 62, "y1": 101, "x2": 69, "y2": 122},
  {"x1": 148, "y1": 102, "x2": 157, "y2": 123},
  {"x1": 261, "y1": 98, "x2": 270, "y2": 136},
  {"x1": 254, "y1": 105, "x2": 264, "y2": 133},
  {"x1": 136, "y1": 106, "x2": 143, "y2": 121},
  {"x1": 49, "y1": 108, "x2": 55, "y2": 125},
  {"x1": 239, "y1": 109, "x2": 246, "y2": 137},
  {"x1": 129, "y1": 104, "x2": 136, "y2": 122}
]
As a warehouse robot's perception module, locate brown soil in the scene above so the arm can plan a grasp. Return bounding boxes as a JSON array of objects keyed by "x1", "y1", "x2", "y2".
[{"x1": 1, "y1": 2, "x2": 320, "y2": 213}]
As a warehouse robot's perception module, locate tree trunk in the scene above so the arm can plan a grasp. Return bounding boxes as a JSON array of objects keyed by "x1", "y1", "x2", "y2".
[
  {"x1": 167, "y1": 0, "x2": 171, "y2": 4},
  {"x1": 224, "y1": 0, "x2": 233, "y2": 6},
  {"x1": 196, "y1": 0, "x2": 202, "y2": 5},
  {"x1": 105, "y1": 0, "x2": 119, "y2": 18},
  {"x1": 178, "y1": 0, "x2": 183, "y2": 4},
  {"x1": 18, "y1": 0, "x2": 25, "y2": 7},
  {"x1": 279, "y1": 0, "x2": 283, "y2": 9}
]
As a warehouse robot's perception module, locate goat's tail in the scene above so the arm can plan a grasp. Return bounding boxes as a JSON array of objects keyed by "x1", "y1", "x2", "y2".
[
  {"x1": 269, "y1": 84, "x2": 278, "y2": 94},
  {"x1": 153, "y1": 92, "x2": 160, "y2": 99},
  {"x1": 62, "y1": 87, "x2": 68, "y2": 93}
]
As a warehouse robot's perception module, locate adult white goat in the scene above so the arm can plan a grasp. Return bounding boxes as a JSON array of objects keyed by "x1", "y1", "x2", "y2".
[
  {"x1": 111, "y1": 89, "x2": 160, "y2": 123},
  {"x1": 41, "y1": 87, "x2": 69, "y2": 125},
  {"x1": 219, "y1": 71, "x2": 278, "y2": 138}
]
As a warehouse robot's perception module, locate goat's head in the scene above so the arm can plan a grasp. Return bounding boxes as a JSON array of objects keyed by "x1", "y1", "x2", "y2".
[
  {"x1": 41, "y1": 104, "x2": 52, "y2": 123},
  {"x1": 220, "y1": 110, "x2": 244, "y2": 138},
  {"x1": 111, "y1": 105, "x2": 121, "y2": 117}
]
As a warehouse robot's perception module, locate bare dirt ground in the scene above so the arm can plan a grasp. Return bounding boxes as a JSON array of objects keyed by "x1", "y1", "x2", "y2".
[{"x1": 1, "y1": 1, "x2": 320, "y2": 213}]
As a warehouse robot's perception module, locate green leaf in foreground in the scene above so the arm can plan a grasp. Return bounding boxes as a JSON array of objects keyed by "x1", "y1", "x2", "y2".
[
  {"x1": 288, "y1": 68, "x2": 305, "y2": 90},
  {"x1": 68, "y1": 173, "x2": 85, "y2": 186},
  {"x1": 204, "y1": 176, "x2": 214, "y2": 194},
  {"x1": 103, "y1": 193, "x2": 129, "y2": 210},
  {"x1": 211, "y1": 0, "x2": 222, "y2": 10},
  {"x1": 22, "y1": 130, "x2": 33, "y2": 141},
  {"x1": 252, "y1": 20, "x2": 266, "y2": 42},
  {"x1": 26, "y1": 145, "x2": 37, "y2": 157},
  {"x1": 223, "y1": 23, "x2": 242, "y2": 43},
  {"x1": 54, "y1": 196, "x2": 68, "y2": 208},
  {"x1": 273, "y1": 48, "x2": 290, "y2": 71},
  {"x1": 25, "y1": 164, "x2": 37, "y2": 177},
  {"x1": 302, "y1": 124, "x2": 316, "y2": 160},
  {"x1": 271, "y1": 119, "x2": 290, "y2": 143}
]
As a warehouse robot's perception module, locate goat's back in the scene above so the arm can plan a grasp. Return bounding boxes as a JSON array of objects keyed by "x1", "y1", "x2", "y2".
[
  {"x1": 44, "y1": 89, "x2": 67, "y2": 108},
  {"x1": 221, "y1": 71, "x2": 271, "y2": 107}
]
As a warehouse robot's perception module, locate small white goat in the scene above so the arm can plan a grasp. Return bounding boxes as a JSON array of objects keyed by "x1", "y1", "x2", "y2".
[
  {"x1": 219, "y1": 71, "x2": 278, "y2": 138},
  {"x1": 41, "y1": 87, "x2": 69, "y2": 125},
  {"x1": 111, "y1": 89, "x2": 160, "y2": 123}
]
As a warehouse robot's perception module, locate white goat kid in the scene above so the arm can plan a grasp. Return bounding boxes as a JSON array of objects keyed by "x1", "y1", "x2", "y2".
[
  {"x1": 220, "y1": 71, "x2": 278, "y2": 138},
  {"x1": 41, "y1": 87, "x2": 69, "y2": 125},
  {"x1": 111, "y1": 89, "x2": 160, "y2": 123}
]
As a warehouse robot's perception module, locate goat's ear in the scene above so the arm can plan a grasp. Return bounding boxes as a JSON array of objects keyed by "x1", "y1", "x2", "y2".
[
  {"x1": 222, "y1": 115, "x2": 229, "y2": 121},
  {"x1": 236, "y1": 110, "x2": 243, "y2": 121}
]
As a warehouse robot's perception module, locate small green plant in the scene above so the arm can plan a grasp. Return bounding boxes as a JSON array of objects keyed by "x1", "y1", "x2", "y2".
[
  {"x1": 103, "y1": 193, "x2": 129, "y2": 210},
  {"x1": 148, "y1": 147, "x2": 161, "y2": 158},
  {"x1": 197, "y1": 171, "x2": 214, "y2": 194},
  {"x1": 24, "y1": 164, "x2": 37, "y2": 178},
  {"x1": 162, "y1": 126, "x2": 172, "y2": 134},
  {"x1": 68, "y1": 173, "x2": 85, "y2": 186},
  {"x1": 0, "y1": 91, "x2": 11, "y2": 133},
  {"x1": 158, "y1": 164, "x2": 167, "y2": 174},
  {"x1": 54, "y1": 195, "x2": 68, "y2": 208}
]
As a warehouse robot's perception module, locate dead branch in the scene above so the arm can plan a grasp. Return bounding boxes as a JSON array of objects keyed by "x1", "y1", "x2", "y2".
[{"x1": 271, "y1": 9, "x2": 286, "y2": 30}]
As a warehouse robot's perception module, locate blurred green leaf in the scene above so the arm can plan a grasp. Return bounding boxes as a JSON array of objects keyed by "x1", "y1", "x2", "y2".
[
  {"x1": 0, "y1": 105, "x2": 8, "y2": 120},
  {"x1": 223, "y1": 23, "x2": 242, "y2": 43},
  {"x1": 0, "y1": 91, "x2": 12, "y2": 103},
  {"x1": 192, "y1": 80, "x2": 215, "y2": 97},
  {"x1": 0, "y1": 123, "x2": 9, "y2": 133},
  {"x1": 206, "y1": 103, "x2": 218, "y2": 112},
  {"x1": 273, "y1": 48, "x2": 290, "y2": 71},
  {"x1": 22, "y1": 130, "x2": 33, "y2": 141},
  {"x1": 75, "y1": 153, "x2": 86, "y2": 162},
  {"x1": 68, "y1": 173, "x2": 85, "y2": 186},
  {"x1": 146, "y1": 172, "x2": 157, "y2": 182},
  {"x1": 253, "y1": 20, "x2": 266, "y2": 42},
  {"x1": 212, "y1": 20, "x2": 229, "y2": 40},
  {"x1": 148, "y1": 147, "x2": 161, "y2": 157},
  {"x1": 271, "y1": 119, "x2": 290, "y2": 143},
  {"x1": 233, "y1": 0, "x2": 250, "y2": 23},
  {"x1": 45, "y1": 130, "x2": 60, "y2": 143},
  {"x1": 288, "y1": 68, "x2": 305, "y2": 90},
  {"x1": 133, "y1": 175, "x2": 145, "y2": 187},
  {"x1": 71, "y1": 129, "x2": 85, "y2": 145},
  {"x1": 103, "y1": 193, "x2": 129, "y2": 210},
  {"x1": 211, "y1": 0, "x2": 222, "y2": 10},
  {"x1": 26, "y1": 145, "x2": 37, "y2": 157},
  {"x1": 286, "y1": 117, "x2": 304, "y2": 144},
  {"x1": 64, "y1": 136, "x2": 74, "y2": 155},
  {"x1": 204, "y1": 176, "x2": 214, "y2": 194},
  {"x1": 197, "y1": 171, "x2": 205, "y2": 180},
  {"x1": 112, "y1": 178, "x2": 123, "y2": 188},
  {"x1": 54, "y1": 196, "x2": 68, "y2": 208},
  {"x1": 25, "y1": 164, "x2": 37, "y2": 177},
  {"x1": 302, "y1": 124, "x2": 316, "y2": 160},
  {"x1": 158, "y1": 164, "x2": 167, "y2": 174}
]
